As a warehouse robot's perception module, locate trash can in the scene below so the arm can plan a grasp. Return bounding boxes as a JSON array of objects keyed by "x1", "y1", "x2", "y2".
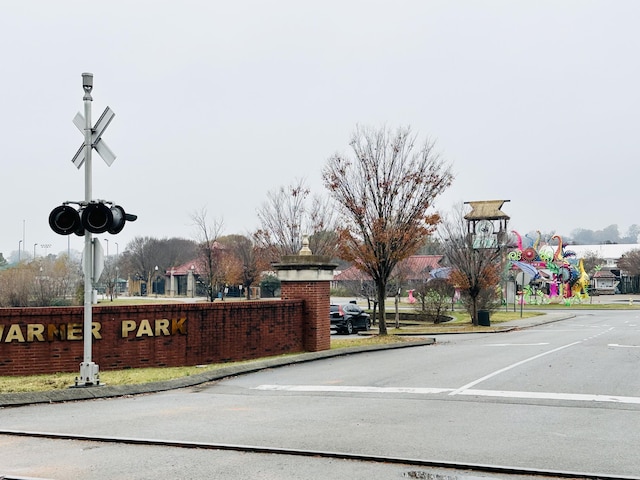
[{"x1": 478, "y1": 310, "x2": 490, "y2": 326}]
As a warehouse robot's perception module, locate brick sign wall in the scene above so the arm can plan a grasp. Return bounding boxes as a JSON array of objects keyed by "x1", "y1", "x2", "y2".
[
  {"x1": 280, "y1": 281, "x2": 331, "y2": 351},
  {"x1": 0, "y1": 300, "x2": 305, "y2": 376}
]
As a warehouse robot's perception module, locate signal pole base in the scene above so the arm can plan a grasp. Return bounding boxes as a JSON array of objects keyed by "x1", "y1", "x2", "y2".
[{"x1": 73, "y1": 362, "x2": 101, "y2": 387}]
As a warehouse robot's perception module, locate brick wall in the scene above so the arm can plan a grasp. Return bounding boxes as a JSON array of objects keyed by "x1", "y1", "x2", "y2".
[
  {"x1": 0, "y1": 300, "x2": 306, "y2": 376},
  {"x1": 280, "y1": 281, "x2": 330, "y2": 351}
]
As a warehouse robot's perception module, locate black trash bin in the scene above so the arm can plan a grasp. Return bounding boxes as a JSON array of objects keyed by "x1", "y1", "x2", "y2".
[{"x1": 478, "y1": 310, "x2": 490, "y2": 326}]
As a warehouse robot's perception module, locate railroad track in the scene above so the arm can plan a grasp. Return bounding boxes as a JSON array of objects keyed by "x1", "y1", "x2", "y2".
[{"x1": 0, "y1": 429, "x2": 637, "y2": 480}]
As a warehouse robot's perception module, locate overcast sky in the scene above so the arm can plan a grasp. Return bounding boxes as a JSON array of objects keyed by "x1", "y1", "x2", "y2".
[{"x1": 2, "y1": 1, "x2": 638, "y2": 260}]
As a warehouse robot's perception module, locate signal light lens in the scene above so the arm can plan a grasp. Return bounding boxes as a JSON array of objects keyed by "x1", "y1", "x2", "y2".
[
  {"x1": 49, "y1": 205, "x2": 82, "y2": 235},
  {"x1": 81, "y1": 203, "x2": 113, "y2": 234}
]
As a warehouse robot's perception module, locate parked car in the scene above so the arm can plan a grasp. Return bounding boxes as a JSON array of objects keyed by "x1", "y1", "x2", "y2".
[{"x1": 330, "y1": 303, "x2": 371, "y2": 334}]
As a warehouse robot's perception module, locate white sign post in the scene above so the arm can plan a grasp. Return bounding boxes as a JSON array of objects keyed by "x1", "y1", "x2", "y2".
[{"x1": 73, "y1": 73, "x2": 116, "y2": 387}]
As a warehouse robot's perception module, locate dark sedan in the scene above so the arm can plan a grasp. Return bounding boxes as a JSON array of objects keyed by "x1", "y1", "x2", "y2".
[{"x1": 330, "y1": 303, "x2": 371, "y2": 334}]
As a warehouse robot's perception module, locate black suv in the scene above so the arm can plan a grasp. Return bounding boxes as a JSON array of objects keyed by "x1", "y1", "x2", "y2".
[{"x1": 330, "y1": 303, "x2": 371, "y2": 334}]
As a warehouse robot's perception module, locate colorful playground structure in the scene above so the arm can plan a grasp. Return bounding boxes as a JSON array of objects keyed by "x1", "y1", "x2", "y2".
[{"x1": 508, "y1": 231, "x2": 590, "y2": 304}]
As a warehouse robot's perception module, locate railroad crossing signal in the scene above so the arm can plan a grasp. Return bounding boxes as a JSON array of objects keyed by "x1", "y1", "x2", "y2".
[
  {"x1": 71, "y1": 106, "x2": 116, "y2": 168},
  {"x1": 49, "y1": 202, "x2": 137, "y2": 236}
]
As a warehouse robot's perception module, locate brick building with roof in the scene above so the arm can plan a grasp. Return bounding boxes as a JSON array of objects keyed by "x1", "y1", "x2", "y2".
[{"x1": 332, "y1": 255, "x2": 444, "y2": 295}]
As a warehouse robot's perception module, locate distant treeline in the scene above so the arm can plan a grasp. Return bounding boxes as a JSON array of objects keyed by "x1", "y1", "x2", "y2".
[{"x1": 530, "y1": 224, "x2": 640, "y2": 245}]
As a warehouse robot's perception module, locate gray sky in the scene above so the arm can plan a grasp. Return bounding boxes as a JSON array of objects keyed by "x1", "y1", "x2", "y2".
[{"x1": 2, "y1": 1, "x2": 639, "y2": 260}]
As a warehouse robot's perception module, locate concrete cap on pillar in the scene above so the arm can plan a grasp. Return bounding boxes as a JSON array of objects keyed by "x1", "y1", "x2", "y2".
[{"x1": 273, "y1": 254, "x2": 337, "y2": 282}]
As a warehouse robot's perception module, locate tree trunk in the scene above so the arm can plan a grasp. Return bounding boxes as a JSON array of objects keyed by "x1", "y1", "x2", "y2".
[
  {"x1": 378, "y1": 282, "x2": 388, "y2": 335},
  {"x1": 471, "y1": 294, "x2": 479, "y2": 326},
  {"x1": 371, "y1": 301, "x2": 378, "y2": 326},
  {"x1": 395, "y1": 293, "x2": 400, "y2": 329}
]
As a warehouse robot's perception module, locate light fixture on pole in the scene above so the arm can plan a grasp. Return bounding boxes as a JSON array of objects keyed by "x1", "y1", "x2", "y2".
[{"x1": 40, "y1": 243, "x2": 52, "y2": 258}]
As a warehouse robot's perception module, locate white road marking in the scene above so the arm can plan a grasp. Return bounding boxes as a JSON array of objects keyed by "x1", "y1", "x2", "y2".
[
  {"x1": 461, "y1": 389, "x2": 640, "y2": 404},
  {"x1": 254, "y1": 385, "x2": 453, "y2": 394},
  {"x1": 448, "y1": 341, "x2": 582, "y2": 396},
  {"x1": 253, "y1": 385, "x2": 640, "y2": 405},
  {"x1": 484, "y1": 343, "x2": 550, "y2": 346},
  {"x1": 609, "y1": 343, "x2": 640, "y2": 348}
]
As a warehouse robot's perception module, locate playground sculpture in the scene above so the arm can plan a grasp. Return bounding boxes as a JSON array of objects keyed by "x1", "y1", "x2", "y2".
[{"x1": 508, "y1": 231, "x2": 589, "y2": 304}]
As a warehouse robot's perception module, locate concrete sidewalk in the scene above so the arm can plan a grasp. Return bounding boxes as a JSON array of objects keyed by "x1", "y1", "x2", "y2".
[{"x1": 0, "y1": 311, "x2": 574, "y2": 408}]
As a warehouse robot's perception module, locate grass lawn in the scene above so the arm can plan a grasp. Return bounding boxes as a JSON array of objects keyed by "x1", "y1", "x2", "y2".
[{"x1": 0, "y1": 360, "x2": 272, "y2": 394}]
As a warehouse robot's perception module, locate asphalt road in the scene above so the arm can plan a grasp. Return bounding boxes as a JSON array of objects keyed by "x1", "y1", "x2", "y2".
[{"x1": 1, "y1": 310, "x2": 639, "y2": 479}]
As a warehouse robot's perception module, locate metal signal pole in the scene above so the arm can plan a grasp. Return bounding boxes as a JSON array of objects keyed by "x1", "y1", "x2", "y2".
[{"x1": 78, "y1": 72, "x2": 99, "y2": 386}]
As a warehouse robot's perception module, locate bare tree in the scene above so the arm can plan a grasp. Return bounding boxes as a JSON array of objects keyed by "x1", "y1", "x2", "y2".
[
  {"x1": 192, "y1": 208, "x2": 225, "y2": 301},
  {"x1": 438, "y1": 206, "x2": 504, "y2": 325},
  {"x1": 581, "y1": 250, "x2": 606, "y2": 276},
  {"x1": 323, "y1": 125, "x2": 453, "y2": 335},
  {"x1": 255, "y1": 178, "x2": 338, "y2": 260},
  {"x1": 219, "y1": 234, "x2": 270, "y2": 300},
  {"x1": 617, "y1": 249, "x2": 640, "y2": 276},
  {"x1": 121, "y1": 236, "x2": 163, "y2": 295},
  {"x1": 412, "y1": 277, "x2": 454, "y2": 323},
  {"x1": 119, "y1": 236, "x2": 199, "y2": 296}
]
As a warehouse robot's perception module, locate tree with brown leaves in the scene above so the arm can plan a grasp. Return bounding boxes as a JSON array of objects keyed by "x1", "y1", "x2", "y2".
[
  {"x1": 219, "y1": 234, "x2": 271, "y2": 299},
  {"x1": 439, "y1": 206, "x2": 504, "y2": 325},
  {"x1": 323, "y1": 125, "x2": 453, "y2": 335}
]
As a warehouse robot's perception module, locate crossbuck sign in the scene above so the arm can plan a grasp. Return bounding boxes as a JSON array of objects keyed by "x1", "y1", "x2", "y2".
[{"x1": 71, "y1": 106, "x2": 116, "y2": 168}]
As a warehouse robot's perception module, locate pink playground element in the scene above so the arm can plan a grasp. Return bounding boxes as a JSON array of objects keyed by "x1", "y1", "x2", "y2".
[{"x1": 407, "y1": 289, "x2": 416, "y2": 304}]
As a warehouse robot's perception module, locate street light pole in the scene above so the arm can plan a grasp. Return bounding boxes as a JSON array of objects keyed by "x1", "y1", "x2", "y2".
[
  {"x1": 18, "y1": 240, "x2": 22, "y2": 262},
  {"x1": 33, "y1": 243, "x2": 37, "y2": 260},
  {"x1": 115, "y1": 242, "x2": 119, "y2": 298},
  {"x1": 104, "y1": 239, "x2": 110, "y2": 299}
]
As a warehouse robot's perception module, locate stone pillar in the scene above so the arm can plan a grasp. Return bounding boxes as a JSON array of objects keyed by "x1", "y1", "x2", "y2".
[
  {"x1": 274, "y1": 254, "x2": 336, "y2": 352},
  {"x1": 168, "y1": 270, "x2": 176, "y2": 297},
  {"x1": 187, "y1": 268, "x2": 194, "y2": 298}
]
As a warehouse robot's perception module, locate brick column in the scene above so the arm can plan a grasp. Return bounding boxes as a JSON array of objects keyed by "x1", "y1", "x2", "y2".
[{"x1": 274, "y1": 254, "x2": 336, "y2": 352}]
